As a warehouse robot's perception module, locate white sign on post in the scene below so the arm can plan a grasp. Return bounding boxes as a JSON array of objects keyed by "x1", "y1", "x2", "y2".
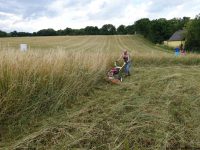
[{"x1": 20, "y1": 44, "x2": 28, "y2": 52}]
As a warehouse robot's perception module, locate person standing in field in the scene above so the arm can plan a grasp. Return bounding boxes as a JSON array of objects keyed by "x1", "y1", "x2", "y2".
[
  {"x1": 181, "y1": 48, "x2": 186, "y2": 55},
  {"x1": 120, "y1": 50, "x2": 131, "y2": 76},
  {"x1": 180, "y1": 44, "x2": 186, "y2": 56},
  {"x1": 175, "y1": 46, "x2": 180, "y2": 56}
]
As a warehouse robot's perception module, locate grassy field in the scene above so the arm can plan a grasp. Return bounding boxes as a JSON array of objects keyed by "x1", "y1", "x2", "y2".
[
  {"x1": 0, "y1": 35, "x2": 169, "y2": 53},
  {"x1": 0, "y1": 35, "x2": 200, "y2": 149}
]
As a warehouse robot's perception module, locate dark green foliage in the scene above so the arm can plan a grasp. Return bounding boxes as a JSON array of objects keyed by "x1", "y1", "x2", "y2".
[
  {"x1": 185, "y1": 14, "x2": 200, "y2": 51},
  {"x1": 125, "y1": 25, "x2": 135, "y2": 34},
  {"x1": 57, "y1": 28, "x2": 73, "y2": 35},
  {"x1": 100, "y1": 24, "x2": 116, "y2": 35},
  {"x1": 37, "y1": 28, "x2": 57, "y2": 36},
  {"x1": 135, "y1": 18, "x2": 151, "y2": 37},
  {"x1": 0, "y1": 30, "x2": 7, "y2": 37},
  {"x1": 148, "y1": 19, "x2": 171, "y2": 44},
  {"x1": 135, "y1": 17, "x2": 190, "y2": 44},
  {"x1": 117, "y1": 25, "x2": 127, "y2": 35},
  {"x1": 0, "y1": 24, "x2": 135, "y2": 37},
  {"x1": 10, "y1": 31, "x2": 32, "y2": 37},
  {"x1": 84, "y1": 26, "x2": 99, "y2": 35},
  {"x1": 168, "y1": 17, "x2": 190, "y2": 33}
]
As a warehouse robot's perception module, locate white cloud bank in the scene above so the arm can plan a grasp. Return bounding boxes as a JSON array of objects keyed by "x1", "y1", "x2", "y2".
[{"x1": 0, "y1": 0, "x2": 199, "y2": 32}]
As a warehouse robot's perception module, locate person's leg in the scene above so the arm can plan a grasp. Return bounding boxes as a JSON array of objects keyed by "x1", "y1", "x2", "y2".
[
  {"x1": 127, "y1": 62, "x2": 131, "y2": 76},
  {"x1": 124, "y1": 62, "x2": 130, "y2": 76},
  {"x1": 124, "y1": 63, "x2": 128, "y2": 75}
]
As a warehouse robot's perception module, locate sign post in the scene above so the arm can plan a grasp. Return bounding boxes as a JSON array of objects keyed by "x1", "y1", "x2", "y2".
[{"x1": 20, "y1": 44, "x2": 28, "y2": 52}]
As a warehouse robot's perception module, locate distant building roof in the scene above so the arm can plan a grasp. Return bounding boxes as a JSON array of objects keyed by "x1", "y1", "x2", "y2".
[{"x1": 168, "y1": 30, "x2": 185, "y2": 41}]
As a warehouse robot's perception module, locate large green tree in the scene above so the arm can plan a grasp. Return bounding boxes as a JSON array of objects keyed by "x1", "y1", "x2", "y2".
[
  {"x1": 134, "y1": 18, "x2": 150, "y2": 37},
  {"x1": 134, "y1": 17, "x2": 190, "y2": 44},
  {"x1": 37, "y1": 28, "x2": 57, "y2": 36},
  {"x1": 168, "y1": 17, "x2": 190, "y2": 34},
  {"x1": 10, "y1": 31, "x2": 31, "y2": 37},
  {"x1": 125, "y1": 25, "x2": 135, "y2": 34},
  {"x1": 117, "y1": 25, "x2": 127, "y2": 35},
  {"x1": 84, "y1": 26, "x2": 99, "y2": 35},
  {"x1": 0, "y1": 30, "x2": 7, "y2": 37},
  {"x1": 185, "y1": 15, "x2": 200, "y2": 51},
  {"x1": 100, "y1": 24, "x2": 116, "y2": 35},
  {"x1": 148, "y1": 18, "x2": 171, "y2": 43}
]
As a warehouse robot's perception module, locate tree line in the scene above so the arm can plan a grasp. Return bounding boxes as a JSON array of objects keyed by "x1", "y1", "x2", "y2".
[
  {"x1": 0, "y1": 17, "x2": 190, "y2": 39},
  {"x1": 0, "y1": 15, "x2": 200, "y2": 51},
  {"x1": 131, "y1": 15, "x2": 200, "y2": 51},
  {"x1": 134, "y1": 17, "x2": 190, "y2": 43},
  {"x1": 0, "y1": 24, "x2": 134, "y2": 37},
  {"x1": 185, "y1": 15, "x2": 200, "y2": 51}
]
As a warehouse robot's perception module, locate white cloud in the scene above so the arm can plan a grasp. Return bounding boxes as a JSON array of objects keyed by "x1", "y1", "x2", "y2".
[
  {"x1": 87, "y1": 0, "x2": 106, "y2": 14},
  {"x1": 146, "y1": 0, "x2": 200, "y2": 19},
  {"x1": 0, "y1": 11, "x2": 23, "y2": 31},
  {"x1": 0, "y1": 0, "x2": 199, "y2": 32}
]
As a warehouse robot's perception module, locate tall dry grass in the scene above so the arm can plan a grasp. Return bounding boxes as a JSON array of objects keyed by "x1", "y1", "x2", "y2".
[
  {"x1": 133, "y1": 53, "x2": 200, "y2": 66},
  {"x1": 0, "y1": 49, "x2": 114, "y2": 138},
  {"x1": 1, "y1": 49, "x2": 200, "y2": 128},
  {"x1": 1, "y1": 41, "x2": 200, "y2": 147}
]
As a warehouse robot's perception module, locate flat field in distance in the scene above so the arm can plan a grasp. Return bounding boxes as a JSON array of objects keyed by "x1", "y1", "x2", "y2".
[{"x1": 0, "y1": 35, "x2": 168, "y2": 53}]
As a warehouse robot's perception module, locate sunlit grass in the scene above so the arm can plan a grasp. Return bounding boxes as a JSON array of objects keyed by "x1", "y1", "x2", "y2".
[{"x1": 0, "y1": 49, "x2": 114, "y2": 140}]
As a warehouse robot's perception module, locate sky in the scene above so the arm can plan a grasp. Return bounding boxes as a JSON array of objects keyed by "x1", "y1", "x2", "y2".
[{"x1": 0, "y1": 0, "x2": 199, "y2": 32}]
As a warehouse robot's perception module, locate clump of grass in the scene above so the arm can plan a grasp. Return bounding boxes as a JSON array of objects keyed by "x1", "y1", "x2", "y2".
[{"x1": 0, "y1": 49, "x2": 113, "y2": 141}]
